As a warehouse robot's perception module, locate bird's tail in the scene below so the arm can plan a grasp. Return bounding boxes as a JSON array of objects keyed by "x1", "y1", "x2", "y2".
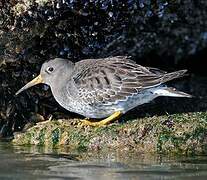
[
  {"x1": 162, "y1": 70, "x2": 187, "y2": 83},
  {"x1": 153, "y1": 87, "x2": 192, "y2": 98}
]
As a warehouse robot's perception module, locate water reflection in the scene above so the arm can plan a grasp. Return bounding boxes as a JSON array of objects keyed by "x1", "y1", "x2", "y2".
[{"x1": 0, "y1": 142, "x2": 207, "y2": 180}]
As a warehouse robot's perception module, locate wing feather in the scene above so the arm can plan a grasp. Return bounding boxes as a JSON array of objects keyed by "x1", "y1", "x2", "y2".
[{"x1": 70, "y1": 56, "x2": 171, "y2": 105}]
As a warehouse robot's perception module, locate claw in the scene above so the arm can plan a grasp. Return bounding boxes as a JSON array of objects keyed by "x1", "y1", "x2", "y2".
[{"x1": 78, "y1": 111, "x2": 122, "y2": 127}]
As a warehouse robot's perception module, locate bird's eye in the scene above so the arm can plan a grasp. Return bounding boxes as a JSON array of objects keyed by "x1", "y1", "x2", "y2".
[{"x1": 47, "y1": 67, "x2": 54, "y2": 73}]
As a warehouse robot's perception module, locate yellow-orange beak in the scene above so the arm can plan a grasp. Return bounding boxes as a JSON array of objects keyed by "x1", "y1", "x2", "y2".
[{"x1": 15, "y1": 74, "x2": 44, "y2": 96}]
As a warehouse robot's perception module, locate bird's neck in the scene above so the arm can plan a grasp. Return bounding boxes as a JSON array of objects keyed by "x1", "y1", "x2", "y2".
[{"x1": 50, "y1": 77, "x2": 76, "y2": 112}]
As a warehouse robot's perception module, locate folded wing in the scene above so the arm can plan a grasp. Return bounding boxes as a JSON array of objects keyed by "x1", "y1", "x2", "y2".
[{"x1": 71, "y1": 56, "x2": 186, "y2": 105}]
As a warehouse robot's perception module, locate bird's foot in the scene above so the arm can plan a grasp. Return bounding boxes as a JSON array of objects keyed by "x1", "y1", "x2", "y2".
[
  {"x1": 78, "y1": 111, "x2": 122, "y2": 127},
  {"x1": 35, "y1": 115, "x2": 53, "y2": 126}
]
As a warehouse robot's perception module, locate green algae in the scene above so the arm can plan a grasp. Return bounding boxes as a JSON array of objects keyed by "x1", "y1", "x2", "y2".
[
  {"x1": 12, "y1": 112, "x2": 207, "y2": 155},
  {"x1": 51, "y1": 128, "x2": 60, "y2": 146},
  {"x1": 37, "y1": 128, "x2": 46, "y2": 146}
]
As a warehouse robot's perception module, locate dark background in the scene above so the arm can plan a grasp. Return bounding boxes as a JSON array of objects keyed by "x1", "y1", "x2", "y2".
[{"x1": 0, "y1": 0, "x2": 207, "y2": 137}]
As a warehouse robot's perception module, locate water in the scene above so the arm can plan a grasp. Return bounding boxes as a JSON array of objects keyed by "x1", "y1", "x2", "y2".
[{"x1": 0, "y1": 142, "x2": 207, "y2": 180}]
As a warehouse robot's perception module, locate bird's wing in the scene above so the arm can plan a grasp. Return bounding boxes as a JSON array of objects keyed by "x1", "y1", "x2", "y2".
[
  {"x1": 71, "y1": 56, "x2": 166, "y2": 105},
  {"x1": 145, "y1": 67, "x2": 168, "y2": 75}
]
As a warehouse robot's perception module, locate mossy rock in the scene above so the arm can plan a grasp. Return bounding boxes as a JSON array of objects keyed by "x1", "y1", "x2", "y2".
[{"x1": 13, "y1": 112, "x2": 207, "y2": 155}]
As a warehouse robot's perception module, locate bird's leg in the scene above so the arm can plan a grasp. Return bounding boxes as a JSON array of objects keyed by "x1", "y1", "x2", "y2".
[
  {"x1": 80, "y1": 111, "x2": 122, "y2": 127},
  {"x1": 36, "y1": 115, "x2": 53, "y2": 126}
]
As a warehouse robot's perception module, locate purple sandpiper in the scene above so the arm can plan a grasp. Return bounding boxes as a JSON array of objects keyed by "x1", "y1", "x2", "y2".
[{"x1": 16, "y1": 56, "x2": 191, "y2": 126}]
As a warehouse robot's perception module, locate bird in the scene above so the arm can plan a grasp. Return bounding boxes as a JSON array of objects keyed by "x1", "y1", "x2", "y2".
[{"x1": 16, "y1": 56, "x2": 192, "y2": 126}]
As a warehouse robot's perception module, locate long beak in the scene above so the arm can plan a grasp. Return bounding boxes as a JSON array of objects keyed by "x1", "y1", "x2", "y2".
[{"x1": 15, "y1": 74, "x2": 44, "y2": 96}]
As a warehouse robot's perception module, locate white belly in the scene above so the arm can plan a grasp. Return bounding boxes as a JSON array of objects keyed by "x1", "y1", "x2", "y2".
[
  {"x1": 80, "y1": 88, "x2": 159, "y2": 119},
  {"x1": 52, "y1": 86, "x2": 161, "y2": 119}
]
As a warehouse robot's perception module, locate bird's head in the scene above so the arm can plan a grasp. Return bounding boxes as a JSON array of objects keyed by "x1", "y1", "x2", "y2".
[{"x1": 15, "y1": 58, "x2": 74, "y2": 95}]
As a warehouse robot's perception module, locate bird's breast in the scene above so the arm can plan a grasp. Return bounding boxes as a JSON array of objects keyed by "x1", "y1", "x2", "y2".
[{"x1": 50, "y1": 84, "x2": 91, "y2": 114}]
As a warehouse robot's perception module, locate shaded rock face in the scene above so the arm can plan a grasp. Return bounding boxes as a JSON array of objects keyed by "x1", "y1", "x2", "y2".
[{"x1": 0, "y1": 0, "x2": 207, "y2": 137}]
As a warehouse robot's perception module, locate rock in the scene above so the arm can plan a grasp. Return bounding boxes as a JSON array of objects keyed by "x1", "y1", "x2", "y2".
[
  {"x1": 13, "y1": 112, "x2": 207, "y2": 155},
  {"x1": 0, "y1": 0, "x2": 207, "y2": 137}
]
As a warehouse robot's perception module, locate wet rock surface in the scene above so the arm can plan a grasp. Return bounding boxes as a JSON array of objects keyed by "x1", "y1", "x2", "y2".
[
  {"x1": 13, "y1": 112, "x2": 207, "y2": 155},
  {"x1": 0, "y1": 0, "x2": 207, "y2": 137}
]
